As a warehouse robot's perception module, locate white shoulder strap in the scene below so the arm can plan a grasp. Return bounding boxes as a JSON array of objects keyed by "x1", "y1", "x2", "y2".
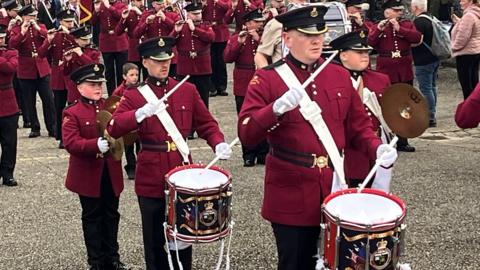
[
  {"x1": 138, "y1": 84, "x2": 190, "y2": 163},
  {"x1": 274, "y1": 64, "x2": 345, "y2": 184}
]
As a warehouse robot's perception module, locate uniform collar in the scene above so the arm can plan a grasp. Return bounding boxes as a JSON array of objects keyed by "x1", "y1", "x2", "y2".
[
  {"x1": 80, "y1": 96, "x2": 99, "y2": 105},
  {"x1": 347, "y1": 69, "x2": 363, "y2": 80},
  {"x1": 286, "y1": 53, "x2": 320, "y2": 72},
  {"x1": 146, "y1": 76, "x2": 169, "y2": 87}
]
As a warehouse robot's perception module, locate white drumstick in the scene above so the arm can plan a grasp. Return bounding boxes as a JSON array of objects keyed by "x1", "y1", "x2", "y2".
[
  {"x1": 203, "y1": 137, "x2": 240, "y2": 171},
  {"x1": 358, "y1": 136, "x2": 398, "y2": 192}
]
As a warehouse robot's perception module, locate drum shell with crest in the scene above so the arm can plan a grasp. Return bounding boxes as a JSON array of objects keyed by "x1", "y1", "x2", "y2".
[
  {"x1": 320, "y1": 188, "x2": 407, "y2": 270},
  {"x1": 165, "y1": 164, "x2": 233, "y2": 243}
]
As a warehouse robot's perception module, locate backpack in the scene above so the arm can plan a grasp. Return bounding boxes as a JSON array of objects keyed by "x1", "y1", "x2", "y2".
[{"x1": 418, "y1": 14, "x2": 452, "y2": 60}]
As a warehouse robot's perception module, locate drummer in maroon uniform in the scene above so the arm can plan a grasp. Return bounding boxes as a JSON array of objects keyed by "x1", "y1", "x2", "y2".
[
  {"x1": 346, "y1": 0, "x2": 374, "y2": 32},
  {"x1": 106, "y1": 37, "x2": 232, "y2": 270},
  {"x1": 224, "y1": 8, "x2": 268, "y2": 167},
  {"x1": 62, "y1": 63, "x2": 128, "y2": 270},
  {"x1": 367, "y1": 0, "x2": 422, "y2": 152},
  {"x1": 0, "y1": 25, "x2": 19, "y2": 187},
  {"x1": 237, "y1": 6, "x2": 398, "y2": 269},
  {"x1": 330, "y1": 31, "x2": 394, "y2": 189}
]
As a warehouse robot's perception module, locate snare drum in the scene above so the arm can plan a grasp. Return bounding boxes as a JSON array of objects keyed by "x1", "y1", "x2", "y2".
[
  {"x1": 165, "y1": 164, "x2": 232, "y2": 243},
  {"x1": 320, "y1": 188, "x2": 407, "y2": 270},
  {"x1": 315, "y1": 1, "x2": 352, "y2": 47}
]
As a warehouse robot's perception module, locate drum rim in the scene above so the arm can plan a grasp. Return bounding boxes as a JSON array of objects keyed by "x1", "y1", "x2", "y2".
[
  {"x1": 322, "y1": 188, "x2": 406, "y2": 231},
  {"x1": 166, "y1": 226, "x2": 231, "y2": 243},
  {"x1": 165, "y1": 163, "x2": 232, "y2": 191}
]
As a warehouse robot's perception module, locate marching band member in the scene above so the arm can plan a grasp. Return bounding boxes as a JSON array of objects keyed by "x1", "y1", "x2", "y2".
[
  {"x1": 92, "y1": 0, "x2": 129, "y2": 95},
  {"x1": 37, "y1": 9, "x2": 77, "y2": 149},
  {"x1": 368, "y1": 0, "x2": 422, "y2": 152},
  {"x1": 63, "y1": 26, "x2": 102, "y2": 104},
  {"x1": 224, "y1": 8, "x2": 268, "y2": 167},
  {"x1": 0, "y1": 0, "x2": 21, "y2": 29},
  {"x1": 455, "y1": 82, "x2": 480, "y2": 128},
  {"x1": 9, "y1": 4, "x2": 56, "y2": 139},
  {"x1": 238, "y1": 6, "x2": 398, "y2": 269},
  {"x1": 115, "y1": 0, "x2": 145, "y2": 79},
  {"x1": 202, "y1": 0, "x2": 231, "y2": 97},
  {"x1": 225, "y1": 0, "x2": 264, "y2": 33},
  {"x1": 62, "y1": 63, "x2": 128, "y2": 270},
  {"x1": 262, "y1": 0, "x2": 287, "y2": 23},
  {"x1": 0, "y1": 25, "x2": 19, "y2": 187},
  {"x1": 345, "y1": 0, "x2": 373, "y2": 33},
  {"x1": 107, "y1": 36, "x2": 232, "y2": 270},
  {"x1": 171, "y1": 2, "x2": 215, "y2": 108},
  {"x1": 330, "y1": 31, "x2": 394, "y2": 190}
]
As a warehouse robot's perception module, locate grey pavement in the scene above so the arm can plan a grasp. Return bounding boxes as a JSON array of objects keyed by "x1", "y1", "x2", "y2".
[{"x1": 0, "y1": 64, "x2": 479, "y2": 269}]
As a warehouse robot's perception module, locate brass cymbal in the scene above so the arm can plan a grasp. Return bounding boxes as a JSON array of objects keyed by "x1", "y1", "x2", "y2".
[
  {"x1": 96, "y1": 110, "x2": 124, "y2": 161},
  {"x1": 104, "y1": 95, "x2": 121, "y2": 114},
  {"x1": 96, "y1": 110, "x2": 112, "y2": 135},
  {"x1": 380, "y1": 83, "x2": 429, "y2": 138}
]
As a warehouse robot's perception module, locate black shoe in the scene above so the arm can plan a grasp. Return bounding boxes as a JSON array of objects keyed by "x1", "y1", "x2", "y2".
[
  {"x1": 89, "y1": 264, "x2": 104, "y2": 270},
  {"x1": 3, "y1": 178, "x2": 18, "y2": 187},
  {"x1": 124, "y1": 166, "x2": 135, "y2": 180},
  {"x1": 210, "y1": 91, "x2": 218, "y2": 97},
  {"x1": 187, "y1": 133, "x2": 196, "y2": 140},
  {"x1": 256, "y1": 155, "x2": 266, "y2": 165},
  {"x1": 243, "y1": 159, "x2": 255, "y2": 167},
  {"x1": 105, "y1": 261, "x2": 130, "y2": 270},
  {"x1": 58, "y1": 141, "x2": 65, "y2": 149},
  {"x1": 23, "y1": 122, "x2": 31, "y2": 128},
  {"x1": 28, "y1": 131, "x2": 40, "y2": 138},
  {"x1": 397, "y1": 144, "x2": 416, "y2": 152},
  {"x1": 217, "y1": 91, "x2": 228, "y2": 96},
  {"x1": 429, "y1": 120, "x2": 437, "y2": 127}
]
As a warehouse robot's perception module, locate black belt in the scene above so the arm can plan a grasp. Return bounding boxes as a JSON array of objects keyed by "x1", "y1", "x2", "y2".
[
  {"x1": 235, "y1": 64, "x2": 256, "y2": 70},
  {"x1": 178, "y1": 49, "x2": 210, "y2": 58},
  {"x1": 141, "y1": 141, "x2": 178, "y2": 152},
  {"x1": 378, "y1": 49, "x2": 411, "y2": 58},
  {"x1": 269, "y1": 145, "x2": 334, "y2": 169},
  {"x1": 0, "y1": 83, "x2": 13, "y2": 90}
]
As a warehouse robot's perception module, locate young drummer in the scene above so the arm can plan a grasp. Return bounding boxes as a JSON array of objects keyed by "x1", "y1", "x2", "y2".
[{"x1": 62, "y1": 63, "x2": 128, "y2": 270}]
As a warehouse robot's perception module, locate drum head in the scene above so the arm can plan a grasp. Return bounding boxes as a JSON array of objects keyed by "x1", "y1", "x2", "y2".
[
  {"x1": 324, "y1": 192, "x2": 404, "y2": 226},
  {"x1": 168, "y1": 168, "x2": 229, "y2": 189}
]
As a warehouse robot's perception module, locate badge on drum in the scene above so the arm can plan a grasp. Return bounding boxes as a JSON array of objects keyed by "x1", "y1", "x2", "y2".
[
  {"x1": 200, "y1": 201, "x2": 218, "y2": 227},
  {"x1": 370, "y1": 240, "x2": 392, "y2": 269}
]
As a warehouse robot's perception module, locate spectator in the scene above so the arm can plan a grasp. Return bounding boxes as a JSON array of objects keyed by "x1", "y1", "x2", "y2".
[
  {"x1": 411, "y1": 0, "x2": 440, "y2": 127},
  {"x1": 451, "y1": 0, "x2": 480, "y2": 99}
]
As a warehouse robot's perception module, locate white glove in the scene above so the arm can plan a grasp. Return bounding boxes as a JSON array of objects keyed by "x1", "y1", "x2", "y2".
[
  {"x1": 372, "y1": 166, "x2": 393, "y2": 192},
  {"x1": 97, "y1": 137, "x2": 109, "y2": 153},
  {"x1": 135, "y1": 101, "x2": 167, "y2": 123},
  {"x1": 272, "y1": 87, "x2": 305, "y2": 116},
  {"x1": 376, "y1": 144, "x2": 398, "y2": 168},
  {"x1": 215, "y1": 142, "x2": 232, "y2": 160},
  {"x1": 330, "y1": 171, "x2": 348, "y2": 193}
]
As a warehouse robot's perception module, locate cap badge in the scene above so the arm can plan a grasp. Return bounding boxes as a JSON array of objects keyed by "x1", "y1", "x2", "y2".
[
  {"x1": 310, "y1": 7, "x2": 318, "y2": 18},
  {"x1": 359, "y1": 31, "x2": 365, "y2": 38},
  {"x1": 158, "y1": 38, "x2": 165, "y2": 47},
  {"x1": 93, "y1": 65, "x2": 100, "y2": 71},
  {"x1": 67, "y1": 10, "x2": 71, "y2": 14}
]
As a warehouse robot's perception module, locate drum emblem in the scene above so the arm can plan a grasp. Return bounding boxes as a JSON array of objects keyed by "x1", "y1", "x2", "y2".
[
  {"x1": 370, "y1": 240, "x2": 391, "y2": 269},
  {"x1": 200, "y1": 201, "x2": 218, "y2": 227}
]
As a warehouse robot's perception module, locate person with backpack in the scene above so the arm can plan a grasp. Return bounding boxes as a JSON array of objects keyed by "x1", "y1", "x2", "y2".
[
  {"x1": 411, "y1": 0, "x2": 442, "y2": 127},
  {"x1": 451, "y1": 0, "x2": 480, "y2": 99}
]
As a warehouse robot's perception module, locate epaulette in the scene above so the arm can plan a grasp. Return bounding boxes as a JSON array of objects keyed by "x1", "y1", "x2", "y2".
[
  {"x1": 263, "y1": 59, "x2": 286, "y2": 70},
  {"x1": 64, "y1": 99, "x2": 79, "y2": 109}
]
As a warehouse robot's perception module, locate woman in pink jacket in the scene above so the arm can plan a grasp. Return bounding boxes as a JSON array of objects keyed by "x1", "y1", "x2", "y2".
[{"x1": 451, "y1": 0, "x2": 480, "y2": 99}]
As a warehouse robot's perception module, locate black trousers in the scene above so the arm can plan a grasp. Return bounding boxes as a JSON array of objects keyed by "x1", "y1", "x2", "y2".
[
  {"x1": 210, "y1": 42, "x2": 228, "y2": 94},
  {"x1": 124, "y1": 140, "x2": 140, "y2": 170},
  {"x1": 186, "y1": 75, "x2": 212, "y2": 108},
  {"x1": 235, "y1": 96, "x2": 269, "y2": 160},
  {"x1": 13, "y1": 74, "x2": 30, "y2": 125},
  {"x1": 103, "y1": 51, "x2": 128, "y2": 96},
  {"x1": 19, "y1": 76, "x2": 56, "y2": 134},
  {"x1": 53, "y1": 90, "x2": 67, "y2": 141},
  {"x1": 272, "y1": 223, "x2": 320, "y2": 270},
  {"x1": 0, "y1": 114, "x2": 18, "y2": 180},
  {"x1": 137, "y1": 196, "x2": 192, "y2": 270},
  {"x1": 456, "y1": 54, "x2": 480, "y2": 99},
  {"x1": 79, "y1": 166, "x2": 121, "y2": 267}
]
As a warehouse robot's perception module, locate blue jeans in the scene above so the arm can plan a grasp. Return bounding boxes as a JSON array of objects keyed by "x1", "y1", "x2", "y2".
[{"x1": 415, "y1": 61, "x2": 440, "y2": 121}]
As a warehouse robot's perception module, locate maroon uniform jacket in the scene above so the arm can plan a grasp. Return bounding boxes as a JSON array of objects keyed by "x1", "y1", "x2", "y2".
[
  {"x1": 63, "y1": 48, "x2": 102, "y2": 103},
  {"x1": 238, "y1": 55, "x2": 382, "y2": 226},
  {"x1": 112, "y1": 81, "x2": 136, "y2": 97},
  {"x1": 368, "y1": 20, "x2": 422, "y2": 83},
  {"x1": 225, "y1": 0, "x2": 264, "y2": 32},
  {"x1": 0, "y1": 47, "x2": 19, "y2": 117},
  {"x1": 202, "y1": 0, "x2": 231, "y2": 43},
  {"x1": 351, "y1": 19, "x2": 374, "y2": 33},
  {"x1": 9, "y1": 23, "x2": 50, "y2": 79},
  {"x1": 171, "y1": 22, "x2": 215, "y2": 76},
  {"x1": 0, "y1": 14, "x2": 10, "y2": 27},
  {"x1": 62, "y1": 98, "x2": 124, "y2": 198},
  {"x1": 91, "y1": 1, "x2": 129, "y2": 53},
  {"x1": 223, "y1": 32, "x2": 259, "y2": 96},
  {"x1": 344, "y1": 69, "x2": 391, "y2": 180},
  {"x1": 107, "y1": 77, "x2": 225, "y2": 197},
  {"x1": 37, "y1": 32, "x2": 76, "y2": 90},
  {"x1": 115, "y1": 9, "x2": 143, "y2": 62},
  {"x1": 455, "y1": 82, "x2": 480, "y2": 129}
]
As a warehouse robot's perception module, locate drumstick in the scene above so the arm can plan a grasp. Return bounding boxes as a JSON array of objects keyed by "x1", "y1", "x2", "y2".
[
  {"x1": 136, "y1": 75, "x2": 190, "y2": 122},
  {"x1": 357, "y1": 136, "x2": 399, "y2": 192},
  {"x1": 203, "y1": 137, "x2": 240, "y2": 171}
]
